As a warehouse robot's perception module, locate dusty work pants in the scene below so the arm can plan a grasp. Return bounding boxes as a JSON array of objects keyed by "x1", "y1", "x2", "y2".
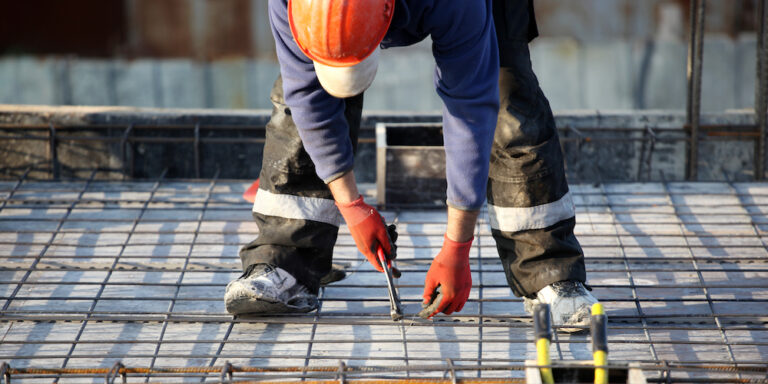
[
  {"x1": 489, "y1": 0, "x2": 586, "y2": 297},
  {"x1": 241, "y1": 0, "x2": 586, "y2": 298},
  {"x1": 239, "y1": 76, "x2": 363, "y2": 294}
]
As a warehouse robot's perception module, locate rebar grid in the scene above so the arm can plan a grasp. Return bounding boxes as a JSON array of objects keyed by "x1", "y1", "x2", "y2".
[{"x1": 1, "y1": 173, "x2": 768, "y2": 383}]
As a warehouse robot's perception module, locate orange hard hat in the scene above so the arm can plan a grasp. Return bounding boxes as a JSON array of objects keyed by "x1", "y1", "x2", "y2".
[{"x1": 288, "y1": 0, "x2": 395, "y2": 67}]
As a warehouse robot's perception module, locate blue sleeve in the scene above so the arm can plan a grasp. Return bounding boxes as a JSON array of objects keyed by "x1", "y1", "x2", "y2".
[
  {"x1": 431, "y1": 0, "x2": 499, "y2": 210},
  {"x1": 268, "y1": 0, "x2": 355, "y2": 183}
]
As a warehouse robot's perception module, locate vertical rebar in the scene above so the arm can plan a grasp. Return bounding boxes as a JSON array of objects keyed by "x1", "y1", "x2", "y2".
[
  {"x1": 204, "y1": 321, "x2": 236, "y2": 383},
  {"x1": 645, "y1": 126, "x2": 656, "y2": 181},
  {"x1": 194, "y1": 123, "x2": 202, "y2": 179},
  {"x1": 686, "y1": 0, "x2": 706, "y2": 181},
  {"x1": 756, "y1": 0, "x2": 768, "y2": 180},
  {"x1": 0, "y1": 167, "x2": 30, "y2": 214},
  {"x1": 49, "y1": 123, "x2": 59, "y2": 180},
  {"x1": 121, "y1": 125, "x2": 133, "y2": 181},
  {"x1": 302, "y1": 288, "x2": 326, "y2": 381}
]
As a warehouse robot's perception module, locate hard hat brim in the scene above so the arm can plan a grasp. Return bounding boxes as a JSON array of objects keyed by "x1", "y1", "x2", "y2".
[{"x1": 314, "y1": 48, "x2": 380, "y2": 98}]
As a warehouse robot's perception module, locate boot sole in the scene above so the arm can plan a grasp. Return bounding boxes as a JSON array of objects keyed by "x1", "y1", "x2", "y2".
[
  {"x1": 225, "y1": 294, "x2": 317, "y2": 315},
  {"x1": 523, "y1": 298, "x2": 592, "y2": 334},
  {"x1": 224, "y1": 282, "x2": 318, "y2": 315}
]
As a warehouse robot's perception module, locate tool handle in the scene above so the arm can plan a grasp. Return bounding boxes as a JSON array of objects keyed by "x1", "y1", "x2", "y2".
[
  {"x1": 534, "y1": 304, "x2": 554, "y2": 384},
  {"x1": 536, "y1": 338, "x2": 554, "y2": 384},
  {"x1": 376, "y1": 246, "x2": 390, "y2": 273},
  {"x1": 377, "y1": 247, "x2": 387, "y2": 264},
  {"x1": 591, "y1": 303, "x2": 608, "y2": 353},
  {"x1": 591, "y1": 303, "x2": 608, "y2": 384},
  {"x1": 533, "y1": 304, "x2": 552, "y2": 342}
]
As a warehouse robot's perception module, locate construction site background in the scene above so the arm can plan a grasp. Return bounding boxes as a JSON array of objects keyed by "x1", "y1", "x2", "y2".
[{"x1": 0, "y1": 0, "x2": 761, "y2": 111}]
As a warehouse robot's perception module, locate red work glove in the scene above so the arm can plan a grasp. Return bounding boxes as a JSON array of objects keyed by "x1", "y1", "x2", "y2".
[
  {"x1": 336, "y1": 196, "x2": 395, "y2": 273},
  {"x1": 420, "y1": 235, "x2": 472, "y2": 318}
]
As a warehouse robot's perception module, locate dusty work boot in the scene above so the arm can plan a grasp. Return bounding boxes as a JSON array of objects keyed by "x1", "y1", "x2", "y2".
[
  {"x1": 319, "y1": 263, "x2": 347, "y2": 286},
  {"x1": 524, "y1": 280, "x2": 598, "y2": 333},
  {"x1": 224, "y1": 264, "x2": 318, "y2": 315}
]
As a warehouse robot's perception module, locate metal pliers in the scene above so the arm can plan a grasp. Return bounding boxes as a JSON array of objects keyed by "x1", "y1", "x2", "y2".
[{"x1": 377, "y1": 247, "x2": 402, "y2": 321}]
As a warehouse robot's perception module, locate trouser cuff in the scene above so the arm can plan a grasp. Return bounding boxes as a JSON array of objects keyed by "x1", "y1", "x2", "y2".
[
  {"x1": 492, "y1": 217, "x2": 587, "y2": 297},
  {"x1": 239, "y1": 243, "x2": 332, "y2": 294}
]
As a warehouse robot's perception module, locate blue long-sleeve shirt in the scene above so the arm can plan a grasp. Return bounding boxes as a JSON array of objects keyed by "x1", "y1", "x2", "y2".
[{"x1": 268, "y1": 0, "x2": 499, "y2": 210}]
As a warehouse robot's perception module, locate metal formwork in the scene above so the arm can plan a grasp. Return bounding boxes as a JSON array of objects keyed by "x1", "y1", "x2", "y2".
[{"x1": 1, "y1": 171, "x2": 767, "y2": 383}]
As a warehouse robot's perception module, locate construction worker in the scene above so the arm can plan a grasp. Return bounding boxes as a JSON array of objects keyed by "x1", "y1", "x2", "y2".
[{"x1": 224, "y1": 0, "x2": 598, "y2": 331}]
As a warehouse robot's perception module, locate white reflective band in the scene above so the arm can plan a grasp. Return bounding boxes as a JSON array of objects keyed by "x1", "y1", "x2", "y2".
[
  {"x1": 488, "y1": 191, "x2": 575, "y2": 232},
  {"x1": 252, "y1": 189, "x2": 342, "y2": 227}
]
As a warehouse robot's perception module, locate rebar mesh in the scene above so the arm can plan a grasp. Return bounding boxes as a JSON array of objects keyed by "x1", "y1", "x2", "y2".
[{"x1": 1, "y1": 171, "x2": 768, "y2": 383}]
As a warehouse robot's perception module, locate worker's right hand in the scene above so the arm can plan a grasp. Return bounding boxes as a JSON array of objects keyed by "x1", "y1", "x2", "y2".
[
  {"x1": 336, "y1": 195, "x2": 396, "y2": 273},
  {"x1": 420, "y1": 235, "x2": 472, "y2": 318}
]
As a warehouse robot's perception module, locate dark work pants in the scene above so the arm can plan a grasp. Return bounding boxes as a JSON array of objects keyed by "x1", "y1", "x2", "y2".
[
  {"x1": 239, "y1": 76, "x2": 363, "y2": 294},
  {"x1": 241, "y1": 0, "x2": 586, "y2": 298},
  {"x1": 490, "y1": 0, "x2": 586, "y2": 297}
]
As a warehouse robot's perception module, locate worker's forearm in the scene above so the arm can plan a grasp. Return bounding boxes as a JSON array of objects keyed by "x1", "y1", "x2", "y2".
[
  {"x1": 328, "y1": 171, "x2": 360, "y2": 204},
  {"x1": 446, "y1": 207, "x2": 478, "y2": 243}
]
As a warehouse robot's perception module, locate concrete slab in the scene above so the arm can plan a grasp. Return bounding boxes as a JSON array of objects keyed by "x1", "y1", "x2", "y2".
[
  {"x1": 701, "y1": 35, "x2": 738, "y2": 112},
  {"x1": 736, "y1": 33, "x2": 758, "y2": 109},
  {"x1": 643, "y1": 40, "x2": 687, "y2": 110},
  {"x1": 0, "y1": 58, "x2": 14, "y2": 104},
  {"x1": 13, "y1": 56, "x2": 58, "y2": 106},
  {"x1": 246, "y1": 59, "x2": 280, "y2": 109},
  {"x1": 158, "y1": 60, "x2": 207, "y2": 108},
  {"x1": 582, "y1": 40, "x2": 636, "y2": 110},
  {"x1": 210, "y1": 59, "x2": 248, "y2": 109},
  {"x1": 366, "y1": 41, "x2": 442, "y2": 112},
  {"x1": 114, "y1": 59, "x2": 158, "y2": 107},
  {"x1": 531, "y1": 37, "x2": 582, "y2": 110},
  {"x1": 68, "y1": 60, "x2": 114, "y2": 106}
]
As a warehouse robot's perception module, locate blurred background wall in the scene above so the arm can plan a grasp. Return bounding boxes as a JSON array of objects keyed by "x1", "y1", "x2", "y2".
[{"x1": 0, "y1": 0, "x2": 761, "y2": 112}]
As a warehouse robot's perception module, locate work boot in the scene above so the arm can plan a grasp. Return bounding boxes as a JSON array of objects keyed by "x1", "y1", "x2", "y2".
[
  {"x1": 523, "y1": 280, "x2": 598, "y2": 333},
  {"x1": 224, "y1": 264, "x2": 318, "y2": 315}
]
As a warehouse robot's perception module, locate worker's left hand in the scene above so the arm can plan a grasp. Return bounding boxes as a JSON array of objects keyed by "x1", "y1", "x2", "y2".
[{"x1": 420, "y1": 235, "x2": 472, "y2": 318}]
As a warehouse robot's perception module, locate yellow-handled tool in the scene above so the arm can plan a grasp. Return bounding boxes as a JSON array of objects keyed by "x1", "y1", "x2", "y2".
[
  {"x1": 533, "y1": 304, "x2": 554, "y2": 384},
  {"x1": 591, "y1": 303, "x2": 608, "y2": 384}
]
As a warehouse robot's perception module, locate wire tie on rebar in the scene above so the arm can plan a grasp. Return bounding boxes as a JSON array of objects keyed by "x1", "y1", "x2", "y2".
[
  {"x1": 1, "y1": 362, "x2": 10, "y2": 384},
  {"x1": 105, "y1": 361, "x2": 125, "y2": 384},
  {"x1": 663, "y1": 360, "x2": 671, "y2": 384},
  {"x1": 445, "y1": 358, "x2": 457, "y2": 384},
  {"x1": 220, "y1": 361, "x2": 233, "y2": 383},
  {"x1": 337, "y1": 361, "x2": 346, "y2": 384}
]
